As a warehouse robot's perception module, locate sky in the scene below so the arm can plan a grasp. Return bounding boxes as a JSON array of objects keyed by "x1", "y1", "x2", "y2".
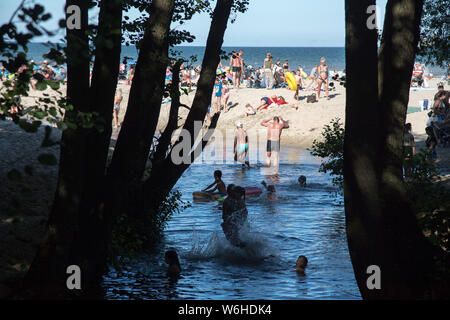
[{"x1": 0, "y1": 0, "x2": 388, "y2": 47}]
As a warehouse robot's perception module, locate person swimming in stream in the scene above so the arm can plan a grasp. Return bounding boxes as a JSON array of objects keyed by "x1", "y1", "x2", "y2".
[
  {"x1": 222, "y1": 184, "x2": 248, "y2": 248},
  {"x1": 202, "y1": 170, "x2": 227, "y2": 198}
]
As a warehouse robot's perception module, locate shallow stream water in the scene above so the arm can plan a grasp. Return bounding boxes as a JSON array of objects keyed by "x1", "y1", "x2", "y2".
[{"x1": 102, "y1": 148, "x2": 361, "y2": 300}]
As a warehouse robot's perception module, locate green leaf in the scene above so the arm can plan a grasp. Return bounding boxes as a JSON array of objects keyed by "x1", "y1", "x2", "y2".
[
  {"x1": 35, "y1": 81, "x2": 47, "y2": 91},
  {"x1": 24, "y1": 165, "x2": 34, "y2": 176},
  {"x1": 37, "y1": 153, "x2": 57, "y2": 166},
  {"x1": 7, "y1": 169, "x2": 22, "y2": 181},
  {"x1": 18, "y1": 119, "x2": 39, "y2": 132},
  {"x1": 47, "y1": 80, "x2": 60, "y2": 90}
]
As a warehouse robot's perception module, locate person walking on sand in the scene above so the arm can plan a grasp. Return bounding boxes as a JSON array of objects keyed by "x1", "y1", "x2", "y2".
[
  {"x1": 317, "y1": 57, "x2": 330, "y2": 100},
  {"x1": 113, "y1": 88, "x2": 123, "y2": 129},
  {"x1": 260, "y1": 116, "x2": 289, "y2": 167},
  {"x1": 234, "y1": 122, "x2": 250, "y2": 168},
  {"x1": 263, "y1": 53, "x2": 274, "y2": 89}
]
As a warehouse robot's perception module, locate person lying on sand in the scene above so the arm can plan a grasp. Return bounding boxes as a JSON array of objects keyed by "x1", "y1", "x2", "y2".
[
  {"x1": 202, "y1": 170, "x2": 227, "y2": 196},
  {"x1": 296, "y1": 255, "x2": 308, "y2": 274},
  {"x1": 256, "y1": 95, "x2": 288, "y2": 111},
  {"x1": 257, "y1": 96, "x2": 273, "y2": 111}
]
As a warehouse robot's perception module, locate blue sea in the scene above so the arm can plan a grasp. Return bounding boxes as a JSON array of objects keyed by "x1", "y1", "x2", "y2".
[{"x1": 20, "y1": 43, "x2": 447, "y2": 76}]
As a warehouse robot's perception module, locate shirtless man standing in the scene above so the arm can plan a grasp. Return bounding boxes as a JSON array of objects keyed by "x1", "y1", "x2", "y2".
[
  {"x1": 230, "y1": 50, "x2": 242, "y2": 89},
  {"x1": 317, "y1": 57, "x2": 330, "y2": 100},
  {"x1": 260, "y1": 116, "x2": 289, "y2": 167}
]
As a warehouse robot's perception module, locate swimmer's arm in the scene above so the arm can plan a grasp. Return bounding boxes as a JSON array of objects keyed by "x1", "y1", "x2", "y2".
[
  {"x1": 260, "y1": 119, "x2": 270, "y2": 127},
  {"x1": 203, "y1": 181, "x2": 217, "y2": 192}
]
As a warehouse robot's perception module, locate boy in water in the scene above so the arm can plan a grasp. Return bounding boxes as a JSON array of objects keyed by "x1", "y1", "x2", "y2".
[
  {"x1": 234, "y1": 122, "x2": 250, "y2": 168},
  {"x1": 222, "y1": 185, "x2": 247, "y2": 248},
  {"x1": 296, "y1": 255, "x2": 308, "y2": 274},
  {"x1": 298, "y1": 175, "x2": 307, "y2": 187},
  {"x1": 203, "y1": 170, "x2": 227, "y2": 197}
]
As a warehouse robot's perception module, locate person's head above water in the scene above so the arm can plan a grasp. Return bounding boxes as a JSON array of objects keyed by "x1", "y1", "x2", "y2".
[
  {"x1": 235, "y1": 121, "x2": 243, "y2": 128},
  {"x1": 296, "y1": 255, "x2": 308, "y2": 274},
  {"x1": 273, "y1": 116, "x2": 280, "y2": 123},
  {"x1": 165, "y1": 250, "x2": 181, "y2": 277},
  {"x1": 298, "y1": 175, "x2": 307, "y2": 187},
  {"x1": 214, "y1": 170, "x2": 222, "y2": 180}
]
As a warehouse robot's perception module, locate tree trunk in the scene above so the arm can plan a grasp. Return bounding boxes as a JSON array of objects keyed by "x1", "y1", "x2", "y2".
[
  {"x1": 345, "y1": 0, "x2": 444, "y2": 299},
  {"x1": 24, "y1": 0, "x2": 123, "y2": 298},
  {"x1": 152, "y1": 59, "x2": 184, "y2": 164},
  {"x1": 24, "y1": 0, "x2": 92, "y2": 297},
  {"x1": 107, "y1": 0, "x2": 175, "y2": 192},
  {"x1": 143, "y1": 0, "x2": 234, "y2": 211},
  {"x1": 344, "y1": 0, "x2": 384, "y2": 300}
]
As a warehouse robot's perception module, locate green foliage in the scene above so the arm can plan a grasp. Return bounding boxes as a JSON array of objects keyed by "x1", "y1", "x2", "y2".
[
  {"x1": 311, "y1": 119, "x2": 449, "y2": 252},
  {"x1": 7, "y1": 169, "x2": 23, "y2": 181},
  {"x1": 418, "y1": 0, "x2": 450, "y2": 67},
  {"x1": 110, "y1": 190, "x2": 190, "y2": 263},
  {"x1": 309, "y1": 118, "x2": 345, "y2": 190},
  {"x1": 404, "y1": 150, "x2": 450, "y2": 251},
  {"x1": 37, "y1": 153, "x2": 57, "y2": 166}
]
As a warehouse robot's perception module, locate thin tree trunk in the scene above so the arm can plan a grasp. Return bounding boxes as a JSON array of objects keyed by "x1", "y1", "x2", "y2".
[
  {"x1": 72, "y1": 0, "x2": 123, "y2": 289},
  {"x1": 152, "y1": 59, "x2": 183, "y2": 164},
  {"x1": 143, "y1": 0, "x2": 234, "y2": 210},
  {"x1": 24, "y1": 0, "x2": 91, "y2": 297},
  {"x1": 344, "y1": 0, "x2": 383, "y2": 300},
  {"x1": 107, "y1": 0, "x2": 175, "y2": 190},
  {"x1": 376, "y1": 0, "x2": 438, "y2": 298}
]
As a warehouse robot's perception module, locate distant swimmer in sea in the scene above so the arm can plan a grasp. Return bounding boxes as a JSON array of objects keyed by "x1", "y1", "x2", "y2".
[
  {"x1": 165, "y1": 250, "x2": 181, "y2": 278},
  {"x1": 298, "y1": 175, "x2": 307, "y2": 187},
  {"x1": 222, "y1": 185, "x2": 248, "y2": 248},
  {"x1": 261, "y1": 180, "x2": 276, "y2": 193},
  {"x1": 202, "y1": 170, "x2": 227, "y2": 198},
  {"x1": 296, "y1": 255, "x2": 308, "y2": 274},
  {"x1": 234, "y1": 122, "x2": 251, "y2": 169}
]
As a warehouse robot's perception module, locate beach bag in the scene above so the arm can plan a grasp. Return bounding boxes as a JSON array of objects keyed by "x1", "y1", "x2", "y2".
[{"x1": 307, "y1": 94, "x2": 317, "y2": 103}]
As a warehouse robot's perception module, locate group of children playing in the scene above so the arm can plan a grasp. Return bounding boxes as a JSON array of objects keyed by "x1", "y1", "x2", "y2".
[{"x1": 164, "y1": 169, "x2": 309, "y2": 279}]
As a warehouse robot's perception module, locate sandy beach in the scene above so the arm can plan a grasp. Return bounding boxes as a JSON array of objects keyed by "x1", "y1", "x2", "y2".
[{"x1": 0, "y1": 77, "x2": 449, "y2": 295}]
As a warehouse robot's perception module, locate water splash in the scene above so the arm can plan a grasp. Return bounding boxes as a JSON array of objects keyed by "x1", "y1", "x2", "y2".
[{"x1": 185, "y1": 220, "x2": 276, "y2": 265}]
